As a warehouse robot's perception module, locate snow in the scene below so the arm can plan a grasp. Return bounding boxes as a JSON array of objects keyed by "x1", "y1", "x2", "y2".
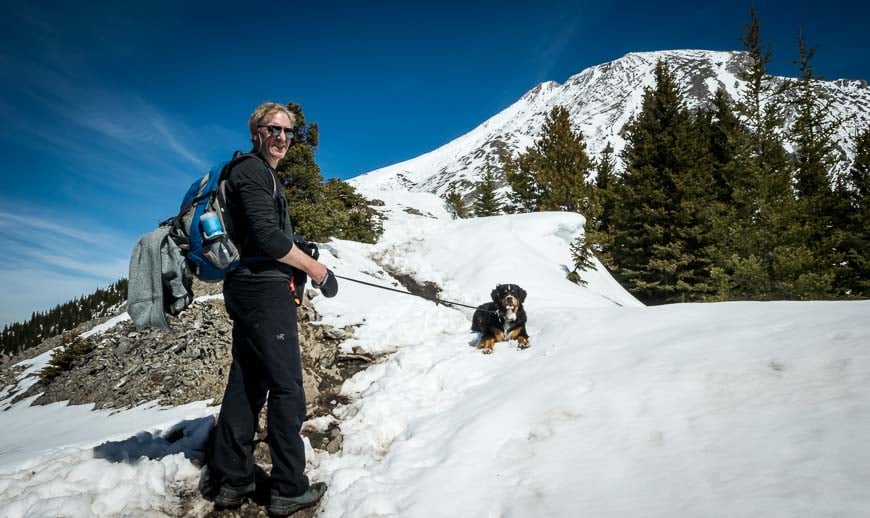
[
  {"x1": 2, "y1": 189, "x2": 869, "y2": 517},
  {"x1": 0, "y1": 402, "x2": 215, "y2": 516},
  {"x1": 80, "y1": 313, "x2": 131, "y2": 339}
]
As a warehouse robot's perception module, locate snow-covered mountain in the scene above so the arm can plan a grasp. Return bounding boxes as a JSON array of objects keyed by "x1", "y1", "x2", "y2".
[{"x1": 351, "y1": 49, "x2": 870, "y2": 198}]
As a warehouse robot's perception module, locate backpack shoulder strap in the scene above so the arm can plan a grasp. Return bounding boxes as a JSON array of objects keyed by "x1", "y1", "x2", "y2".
[{"x1": 221, "y1": 152, "x2": 277, "y2": 199}]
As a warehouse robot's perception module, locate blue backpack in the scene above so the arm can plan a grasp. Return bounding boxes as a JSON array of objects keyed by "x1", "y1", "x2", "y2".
[{"x1": 167, "y1": 152, "x2": 275, "y2": 282}]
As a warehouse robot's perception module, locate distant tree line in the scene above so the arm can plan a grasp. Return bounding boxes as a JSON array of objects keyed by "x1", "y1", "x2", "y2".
[
  {"x1": 491, "y1": 8, "x2": 870, "y2": 303},
  {"x1": 1, "y1": 279, "x2": 128, "y2": 356}
]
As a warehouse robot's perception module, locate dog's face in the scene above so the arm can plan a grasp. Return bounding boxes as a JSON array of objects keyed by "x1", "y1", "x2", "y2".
[{"x1": 491, "y1": 284, "x2": 527, "y2": 322}]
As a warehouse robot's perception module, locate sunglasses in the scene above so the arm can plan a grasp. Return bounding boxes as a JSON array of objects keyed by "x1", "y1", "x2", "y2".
[{"x1": 258, "y1": 125, "x2": 294, "y2": 139}]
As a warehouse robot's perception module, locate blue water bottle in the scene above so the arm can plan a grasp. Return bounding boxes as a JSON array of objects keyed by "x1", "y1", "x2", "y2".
[{"x1": 200, "y1": 212, "x2": 225, "y2": 239}]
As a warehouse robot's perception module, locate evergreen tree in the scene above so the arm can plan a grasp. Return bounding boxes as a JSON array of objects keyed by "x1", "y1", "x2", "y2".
[
  {"x1": 473, "y1": 164, "x2": 503, "y2": 217},
  {"x1": 504, "y1": 106, "x2": 594, "y2": 214},
  {"x1": 835, "y1": 125, "x2": 870, "y2": 296},
  {"x1": 321, "y1": 179, "x2": 383, "y2": 243},
  {"x1": 735, "y1": 8, "x2": 791, "y2": 148},
  {"x1": 277, "y1": 104, "x2": 330, "y2": 240},
  {"x1": 568, "y1": 232, "x2": 596, "y2": 286},
  {"x1": 502, "y1": 148, "x2": 537, "y2": 213},
  {"x1": 694, "y1": 88, "x2": 745, "y2": 299},
  {"x1": 785, "y1": 32, "x2": 841, "y2": 297},
  {"x1": 698, "y1": 88, "x2": 741, "y2": 205},
  {"x1": 593, "y1": 142, "x2": 616, "y2": 233},
  {"x1": 720, "y1": 8, "x2": 798, "y2": 299},
  {"x1": 585, "y1": 142, "x2": 617, "y2": 269},
  {"x1": 792, "y1": 34, "x2": 839, "y2": 201},
  {"x1": 444, "y1": 182, "x2": 470, "y2": 219},
  {"x1": 606, "y1": 60, "x2": 718, "y2": 303},
  {"x1": 276, "y1": 102, "x2": 382, "y2": 243}
]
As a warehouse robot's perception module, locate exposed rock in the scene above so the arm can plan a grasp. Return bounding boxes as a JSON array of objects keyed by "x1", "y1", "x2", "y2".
[
  {"x1": 20, "y1": 291, "x2": 359, "y2": 416},
  {"x1": 402, "y1": 206, "x2": 436, "y2": 218},
  {"x1": 386, "y1": 270, "x2": 442, "y2": 303}
]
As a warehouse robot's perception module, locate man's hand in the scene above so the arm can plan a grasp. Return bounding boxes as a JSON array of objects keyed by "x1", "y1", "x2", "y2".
[
  {"x1": 279, "y1": 244, "x2": 325, "y2": 279},
  {"x1": 314, "y1": 269, "x2": 338, "y2": 298}
]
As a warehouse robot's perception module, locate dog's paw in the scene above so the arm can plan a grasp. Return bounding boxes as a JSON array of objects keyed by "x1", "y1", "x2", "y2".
[
  {"x1": 517, "y1": 338, "x2": 530, "y2": 349},
  {"x1": 477, "y1": 337, "x2": 496, "y2": 354}
]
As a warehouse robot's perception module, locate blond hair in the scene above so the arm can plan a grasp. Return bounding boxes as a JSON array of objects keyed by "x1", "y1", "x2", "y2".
[{"x1": 248, "y1": 102, "x2": 296, "y2": 147}]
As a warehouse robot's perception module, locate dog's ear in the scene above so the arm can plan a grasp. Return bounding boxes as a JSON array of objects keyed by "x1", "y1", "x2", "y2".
[
  {"x1": 519, "y1": 287, "x2": 527, "y2": 303},
  {"x1": 491, "y1": 287, "x2": 500, "y2": 304}
]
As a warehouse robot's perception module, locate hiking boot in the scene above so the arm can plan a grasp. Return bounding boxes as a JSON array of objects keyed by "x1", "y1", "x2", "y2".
[
  {"x1": 214, "y1": 481, "x2": 256, "y2": 508},
  {"x1": 267, "y1": 482, "x2": 327, "y2": 516}
]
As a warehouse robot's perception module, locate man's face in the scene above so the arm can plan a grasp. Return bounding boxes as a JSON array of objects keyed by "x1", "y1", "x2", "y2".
[{"x1": 257, "y1": 111, "x2": 293, "y2": 164}]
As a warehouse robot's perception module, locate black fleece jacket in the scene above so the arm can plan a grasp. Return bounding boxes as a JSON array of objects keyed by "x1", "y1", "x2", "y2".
[{"x1": 224, "y1": 154, "x2": 296, "y2": 279}]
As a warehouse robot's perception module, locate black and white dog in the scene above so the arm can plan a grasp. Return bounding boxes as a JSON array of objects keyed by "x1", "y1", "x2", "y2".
[{"x1": 471, "y1": 284, "x2": 529, "y2": 354}]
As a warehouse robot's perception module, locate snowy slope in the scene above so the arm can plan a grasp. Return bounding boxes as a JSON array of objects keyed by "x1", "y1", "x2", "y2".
[
  {"x1": 307, "y1": 194, "x2": 870, "y2": 518},
  {"x1": 350, "y1": 50, "x2": 870, "y2": 198},
  {"x1": 313, "y1": 302, "x2": 870, "y2": 518},
  {"x1": 1, "y1": 191, "x2": 869, "y2": 517}
]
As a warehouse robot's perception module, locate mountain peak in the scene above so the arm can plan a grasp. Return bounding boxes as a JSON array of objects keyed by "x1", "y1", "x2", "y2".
[
  {"x1": 521, "y1": 80, "x2": 561, "y2": 102},
  {"x1": 351, "y1": 49, "x2": 870, "y2": 200}
]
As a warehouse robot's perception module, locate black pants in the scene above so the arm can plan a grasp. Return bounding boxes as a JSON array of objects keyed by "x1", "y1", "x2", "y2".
[{"x1": 209, "y1": 276, "x2": 309, "y2": 497}]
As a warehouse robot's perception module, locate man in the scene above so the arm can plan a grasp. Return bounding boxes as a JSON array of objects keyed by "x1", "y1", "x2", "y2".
[{"x1": 208, "y1": 102, "x2": 336, "y2": 515}]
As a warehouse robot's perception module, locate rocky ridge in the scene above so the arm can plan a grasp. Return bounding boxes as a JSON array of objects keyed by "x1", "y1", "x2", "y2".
[{"x1": 14, "y1": 280, "x2": 368, "y2": 419}]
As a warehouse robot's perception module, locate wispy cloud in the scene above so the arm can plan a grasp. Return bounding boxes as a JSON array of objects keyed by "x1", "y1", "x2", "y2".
[
  {"x1": 7, "y1": 71, "x2": 211, "y2": 173},
  {"x1": 0, "y1": 201, "x2": 131, "y2": 327},
  {"x1": 0, "y1": 211, "x2": 121, "y2": 249},
  {"x1": 139, "y1": 99, "x2": 210, "y2": 169},
  {"x1": 534, "y1": 14, "x2": 583, "y2": 83}
]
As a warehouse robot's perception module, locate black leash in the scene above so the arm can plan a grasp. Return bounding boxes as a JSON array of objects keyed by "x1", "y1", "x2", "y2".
[{"x1": 334, "y1": 273, "x2": 484, "y2": 311}]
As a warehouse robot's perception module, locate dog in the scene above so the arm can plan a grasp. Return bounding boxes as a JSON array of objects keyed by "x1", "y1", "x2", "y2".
[{"x1": 471, "y1": 284, "x2": 529, "y2": 354}]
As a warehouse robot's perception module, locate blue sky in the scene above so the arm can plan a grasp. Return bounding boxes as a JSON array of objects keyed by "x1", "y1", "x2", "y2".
[{"x1": 1, "y1": 0, "x2": 868, "y2": 327}]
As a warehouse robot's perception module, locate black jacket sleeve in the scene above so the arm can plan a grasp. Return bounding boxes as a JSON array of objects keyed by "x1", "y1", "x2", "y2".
[{"x1": 229, "y1": 158, "x2": 294, "y2": 259}]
